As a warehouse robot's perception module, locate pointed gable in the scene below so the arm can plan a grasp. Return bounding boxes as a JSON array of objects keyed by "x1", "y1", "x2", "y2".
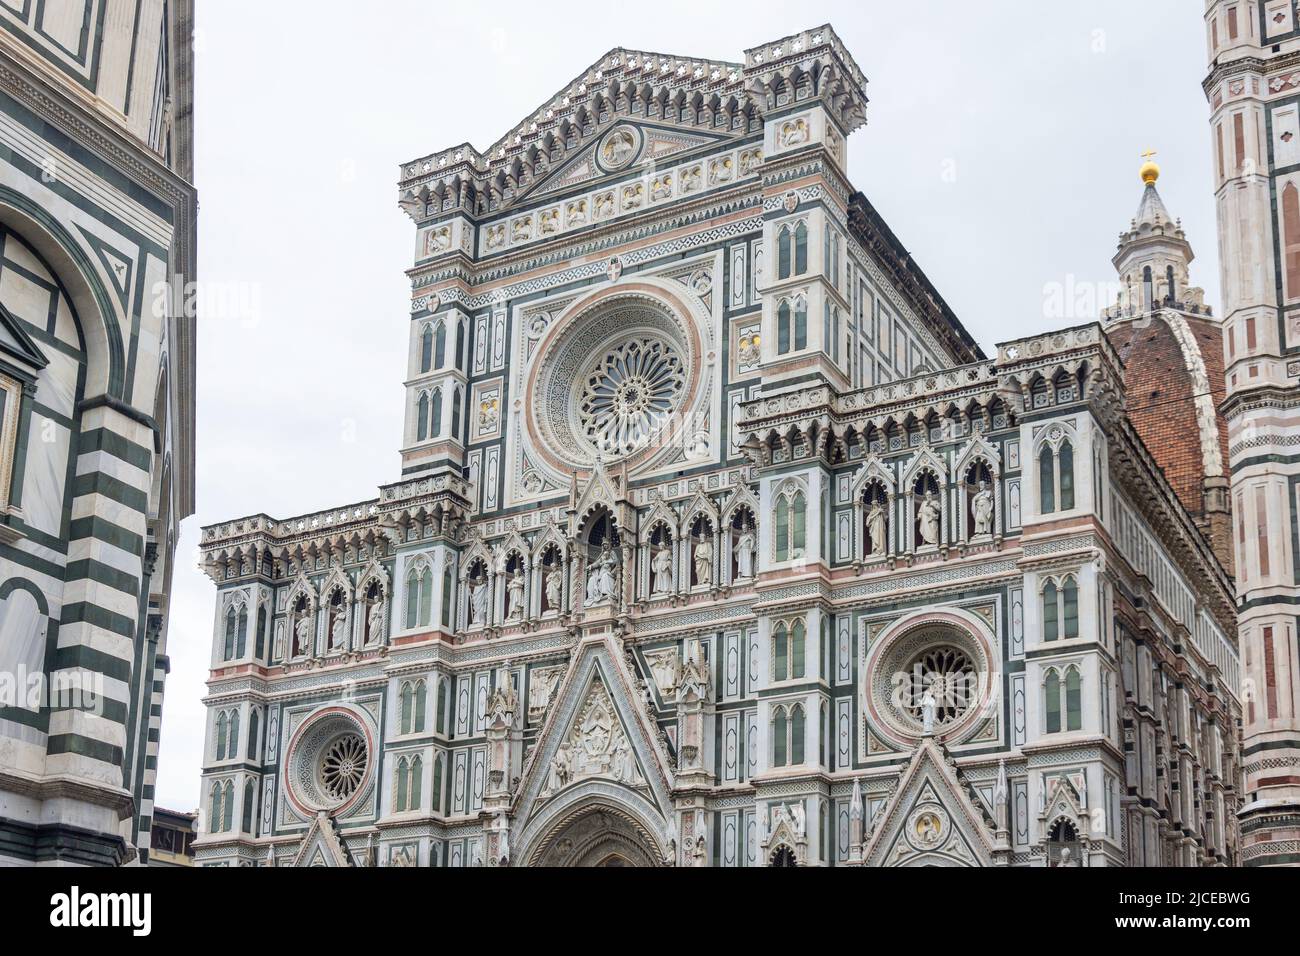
[
  {"x1": 863, "y1": 738, "x2": 996, "y2": 867},
  {"x1": 513, "y1": 636, "x2": 674, "y2": 834},
  {"x1": 292, "y1": 811, "x2": 353, "y2": 868}
]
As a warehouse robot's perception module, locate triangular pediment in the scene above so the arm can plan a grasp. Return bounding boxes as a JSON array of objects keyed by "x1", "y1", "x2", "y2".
[
  {"x1": 292, "y1": 811, "x2": 352, "y2": 868},
  {"x1": 864, "y1": 738, "x2": 995, "y2": 868},
  {"x1": 522, "y1": 121, "x2": 733, "y2": 202},
  {"x1": 514, "y1": 637, "x2": 673, "y2": 831},
  {"x1": 0, "y1": 303, "x2": 48, "y2": 372}
]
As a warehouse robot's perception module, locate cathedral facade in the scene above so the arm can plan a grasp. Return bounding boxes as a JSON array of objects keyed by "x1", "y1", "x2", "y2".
[
  {"x1": 196, "y1": 25, "x2": 1243, "y2": 867},
  {"x1": 0, "y1": 2, "x2": 197, "y2": 865}
]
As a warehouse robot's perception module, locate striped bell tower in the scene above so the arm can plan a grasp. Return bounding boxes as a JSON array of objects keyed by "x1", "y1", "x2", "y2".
[{"x1": 1204, "y1": 0, "x2": 1300, "y2": 866}]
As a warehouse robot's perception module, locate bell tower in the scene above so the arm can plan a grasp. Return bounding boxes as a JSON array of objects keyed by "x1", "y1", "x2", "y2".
[{"x1": 1204, "y1": 0, "x2": 1300, "y2": 866}]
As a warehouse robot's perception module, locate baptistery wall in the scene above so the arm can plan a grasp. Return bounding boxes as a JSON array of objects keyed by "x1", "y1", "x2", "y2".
[{"x1": 197, "y1": 25, "x2": 1243, "y2": 868}]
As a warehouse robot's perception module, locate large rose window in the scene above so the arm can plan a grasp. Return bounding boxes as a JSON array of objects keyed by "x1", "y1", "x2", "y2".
[
  {"x1": 285, "y1": 708, "x2": 375, "y2": 815},
  {"x1": 526, "y1": 292, "x2": 701, "y2": 473},
  {"x1": 862, "y1": 616, "x2": 995, "y2": 747},
  {"x1": 579, "y1": 339, "x2": 685, "y2": 456}
]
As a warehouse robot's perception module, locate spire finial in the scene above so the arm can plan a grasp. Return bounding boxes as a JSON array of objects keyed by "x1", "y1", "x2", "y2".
[{"x1": 1140, "y1": 148, "x2": 1160, "y2": 185}]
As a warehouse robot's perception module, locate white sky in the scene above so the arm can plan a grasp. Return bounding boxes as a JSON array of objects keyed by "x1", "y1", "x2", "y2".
[{"x1": 154, "y1": 0, "x2": 1220, "y2": 810}]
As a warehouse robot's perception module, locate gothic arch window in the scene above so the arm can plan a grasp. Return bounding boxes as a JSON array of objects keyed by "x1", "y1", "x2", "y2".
[
  {"x1": 417, "y1": 392, "x2": 430, "y2": 442},
  {"x1": 228, "y1": 710, "x2": 240, "y2": 761},
  {"x1": 455, "y1": 318, "x2": 467, "y2": 370},
  {"x1": 1038, "y1": 436, "x2": 1075, "y2": 514},
  {"x1": 223, "y1": 606, "x2": 237, "y2": 661},
  {"x1": 400, "y1": 679, "x2": 427, "y2": 735},
  {"x1": 222, "y1": 780, "x2": 235, "y2": 833},
  {"x1": 1044, "y1": 666, "x2": 1083, "y2": 734},
  {"x1": 405, "y1": 559, "x2": 433, "y2": 630},
  {"x1": 434, "y1": 319, "x2": 448, "y2": 369},
  {"x1": 772, "y1": 705, "x2": 788, "y2": 767},
  {"x1": 441, "y1": 563, "x2": 454, "y2": 628},
  {"x1": 451, "y1": 386, "x2": 463, "y2": 439},
  {"x1": 794, "y1": 296, "x2": 808, "y2": 350},
  {"x1": 778, "y1": 299, "x2": 792, "y2": 354},
  {"x1": 1142, "y1": 266, "x2": 1153, "y2": 311},
  {"x1": 432, "y1": 752, "x2": 444, "y2": 812},
  {"x1": 436, "y1": 678, "x2": 450, "y2": 736},
  {"x1": 778, "y1": 225, "x2": 792, "y2": 280},
  {"x1": 215, "y1": 711, "x2": 228, "y2": 760},
  {"x1": 419, "y1": 323, "x2": 433, "y2": 373},
  {"x1": 1042, "y1": 576, "x2": 1080, "y2": 642},
  {"x1": 395, "y1": 756, "x2": 410, "y2": 811},
  {"x1": 242, "y1": 779, "x2": 255, "y2": 834},
  {"x1": 794, "y1": 222, "x2": 808, "y2": 274},
  {"x1": 255, "y1": 604, "x2": 267, "y2": 661},
  {"x1": 772, "y1": 618, "x2": 806, "y2": 683},
  {"x1": 209, "y1": 782, "x2": 224, "y2": 833},
  {"x1": 247, "y1": 709, "x2": 260, "y2": 762},
  {"x1": 431, "y1": 388, "x2": 443, "y2": 438},
  {"x1": 773, "y1": 486, "x2": 806, "y2": 562}
]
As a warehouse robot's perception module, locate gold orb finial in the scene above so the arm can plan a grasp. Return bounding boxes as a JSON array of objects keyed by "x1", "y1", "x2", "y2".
[{"x1": 1140, "y1": 148, "x2": 1160, "y2": 185}]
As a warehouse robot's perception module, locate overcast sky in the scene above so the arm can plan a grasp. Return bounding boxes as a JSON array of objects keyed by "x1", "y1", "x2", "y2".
[{"x1": 154, "y1": 0, "x2": 1219, "y2": 811}]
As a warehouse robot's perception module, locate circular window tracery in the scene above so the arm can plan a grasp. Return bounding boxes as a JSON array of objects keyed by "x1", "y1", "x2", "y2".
[
  {"x1": 320, "y1": 733, "x2": 367, "y2": 801},
  {"x1": 285, "y1": 708, "x2": 375, "y2": 816},
  {"x1": 578, "y1": 338, "x2": 685, "y2": 456},
  {"x1": 526, "y1": 291, "x2": 703, "y2": 474},
  {"x1": 863, "y1": 615, "x2": 995, "y2": 747},
  {"x1": 900, "y1": 646, "x2": 977, "y2": 726}
]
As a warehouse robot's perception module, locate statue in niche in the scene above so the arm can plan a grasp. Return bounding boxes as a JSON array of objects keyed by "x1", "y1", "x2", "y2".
[
  {"x1": 648, "y1": 650, "x2": 680, "y2": 696},
  {"x1": 585, "y1": 545, "x2": 618, "y2": 605},
  {"x1": 469, "y1": 576, "x2": 489, "y2": 627},
  {"x1": 293, "y1": 612, "x2": 312, "y2": 657},
  {"x1": 735, "y1": 525, "x2": 756, "y2": 579},
  {"x1": 917, "y1": 491, "x2": 940, "y2": 547},
  {"x1": 330, "y1": 608, "x2": 347, "y2": 651},
  {"x1": 367, "y1": 596, "x2": 385, "y2": 644},
  {"x1": 651, "y1": 544, "x2": 674, "y2": 596},
  {"x1": 544, "y1": 565, "x2": 563, "y2": 612},
  {"x1": 506, "y1": 569, "x2": 525, "y2": 621},
  {"x1": 693, "y1": 532, "x2": 714, "y2": 587},
  {"x1": 971, "y1": 480, "x2": 995, "y2": 537},
  {"x1": 866, "y1": 498, "x2": 888, "y2": 556}
]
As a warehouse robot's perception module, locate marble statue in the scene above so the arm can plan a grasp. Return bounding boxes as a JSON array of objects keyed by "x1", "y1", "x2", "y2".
[
  {"x1": 585, "y1": 545, "x2": 618, "y2": 605},
  {"x1": 917, "y1": 491, "x2": 940, "y2": 547},
  {"x1": 866, "y1": 500, "x2": 887, "y2": 556},
  {"x1": 651, "y1": 544, "x2": 674, "y2": 596},
  {"x1": 294, "y1": 614, "x2": 312, "y2": 657},
  {"x1": 921, "y1": 688, "x2": 937, "y2": 735},
  {"x1": 367, "y1": 598, "x2": 385, "y2": 644},
  {"x1": 971, "y1": 480, "x2": 994, "y2": 536},
  {"x1": 693, "y1": 533, "x2": 714, "y2": 587},
  {"x1": 469, "y1": 578, "x2": 488, "y2": 627},
  {"x1": 544, "y1": 566, "x2": 563, "y2": 612},
  {"x1": 506, "y1": 570, "x2": 525, "y2": 621},
  {"x1": 736, "y1": 527, "x2": 756, "y2": 579},
  {"x1": 330, "y1": 611, "x2": 346, "y2": 650}
]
